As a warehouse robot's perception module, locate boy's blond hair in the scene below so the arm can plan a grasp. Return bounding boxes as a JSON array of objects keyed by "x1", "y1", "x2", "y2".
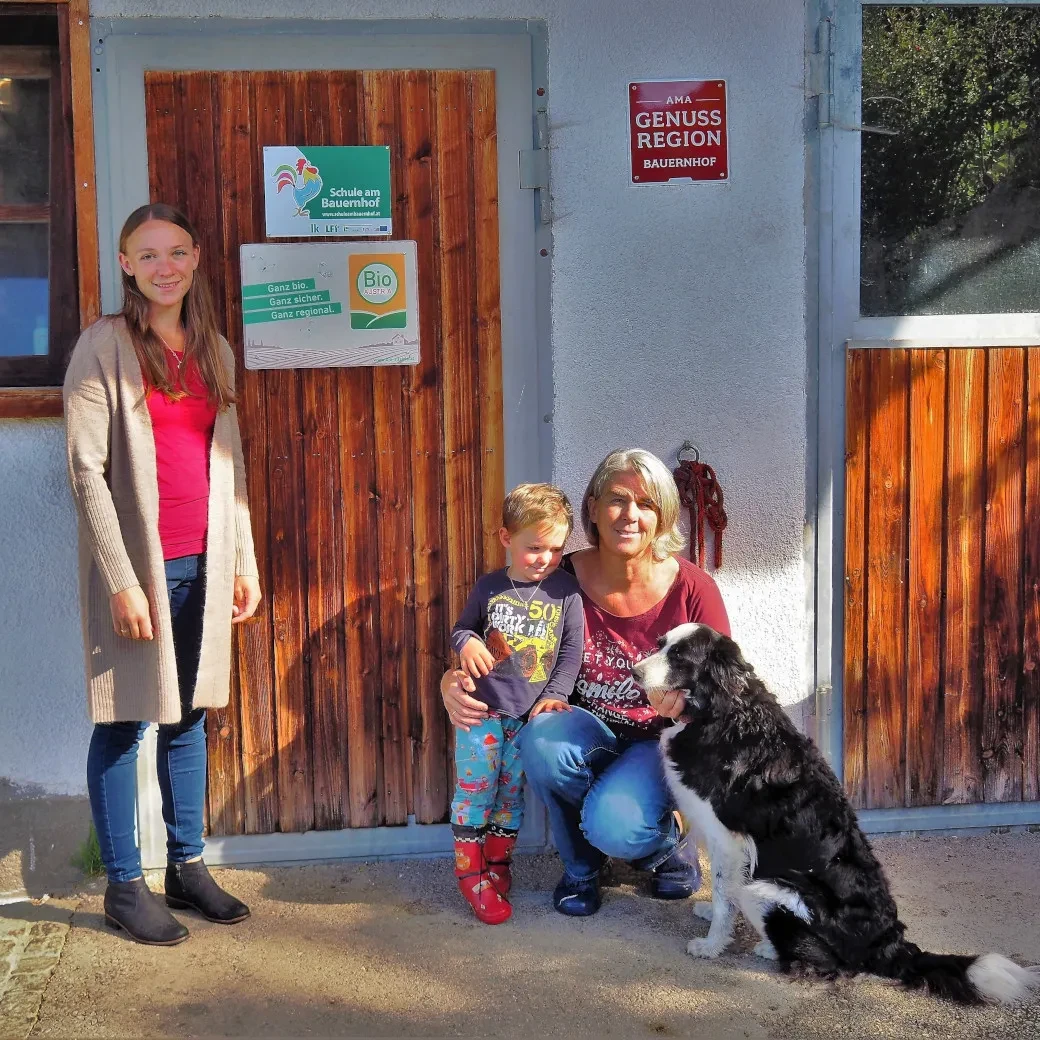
[{"x1": 502, "y1": 482, "x2": 574, "y2": 536}]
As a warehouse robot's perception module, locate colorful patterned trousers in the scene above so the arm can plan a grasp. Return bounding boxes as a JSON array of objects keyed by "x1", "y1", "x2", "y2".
[{"x1": 451, "y1": 712, "x2": 525, "y2": 835}]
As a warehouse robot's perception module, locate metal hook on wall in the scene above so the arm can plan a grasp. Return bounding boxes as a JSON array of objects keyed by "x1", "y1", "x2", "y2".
[{"x1": 676, "y1": 440, "x2": 700, "y2": 464}]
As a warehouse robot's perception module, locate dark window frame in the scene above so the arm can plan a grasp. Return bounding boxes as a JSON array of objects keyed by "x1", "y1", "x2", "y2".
[{"x1": 0, "y1": 0, "x2": 98, "y2": 418}]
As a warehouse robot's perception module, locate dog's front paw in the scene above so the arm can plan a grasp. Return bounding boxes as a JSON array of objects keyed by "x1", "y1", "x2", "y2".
[
  {"x1": 752, "y1": 940, "x2": 779, "y2": 961},
  {"x1": 687, "y1": 938, "x2": 723, "y2": 959},
  {"x1": 693, "y1": 901, "x2": 714, "y2": 921}
]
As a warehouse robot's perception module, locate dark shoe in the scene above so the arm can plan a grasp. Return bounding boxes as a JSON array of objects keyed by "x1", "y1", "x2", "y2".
[
  {"x1": 649, "y1": 848, "x2": 701, "y2": 900},
  {"x1": 552, "y1": 872, "x2": 601, "y2": 917},
  {"x1": 104, "y1": 877, "x2": 189, "y2": 946},
  {"x1": 165, "y1": 860, "x2": 250, "y2": 924}
]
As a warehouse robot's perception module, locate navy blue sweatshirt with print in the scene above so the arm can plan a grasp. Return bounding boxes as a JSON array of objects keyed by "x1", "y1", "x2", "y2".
[{"x1": 450, "y1": 568, "x2": 585, "y2": 718}]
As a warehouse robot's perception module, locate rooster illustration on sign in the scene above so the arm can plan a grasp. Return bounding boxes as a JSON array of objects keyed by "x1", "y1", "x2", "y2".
[{"x1": 274, "y1": 157, "x2": 323, "y2": 217}]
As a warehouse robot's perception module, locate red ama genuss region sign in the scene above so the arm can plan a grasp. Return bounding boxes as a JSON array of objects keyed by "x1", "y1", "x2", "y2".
[{"x1": 629, "y1": 80, "x2": 728, "y2": 183}]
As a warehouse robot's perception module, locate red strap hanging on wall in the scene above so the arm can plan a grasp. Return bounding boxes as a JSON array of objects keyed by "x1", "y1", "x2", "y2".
[{"x1": 673, "y1": 445, "x2": 727, "y2": 570}]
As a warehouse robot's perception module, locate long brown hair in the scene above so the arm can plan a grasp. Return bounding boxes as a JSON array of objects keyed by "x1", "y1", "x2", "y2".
[{"x1": 118, "y1": 203, "x2": 235, "y2": 408}]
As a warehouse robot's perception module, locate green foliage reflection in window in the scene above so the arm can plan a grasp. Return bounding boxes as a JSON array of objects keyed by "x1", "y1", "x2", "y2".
[{"x1": 861, "y1": 6, "x2": 1040, "y2": 316}]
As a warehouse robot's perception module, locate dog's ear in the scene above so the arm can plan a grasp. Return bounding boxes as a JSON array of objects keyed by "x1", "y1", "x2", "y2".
[
  {"x1": 678, "y1": 627, "x2": 724, "y2": 713},
  {"x1": 685, "y1": 674, "x2": 716, "y2": 714},
  {"x1": 706, "y1": 634, "x2": 751, "y2": 697}
]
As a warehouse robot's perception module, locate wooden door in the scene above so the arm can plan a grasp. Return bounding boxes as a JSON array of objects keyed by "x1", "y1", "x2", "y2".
[
  {"x1": 143, "y1": 69, "x2": 505, "y2": 835},
  {"x1": 844, "y1": 346, "x2": 1040, "y2": 809}
]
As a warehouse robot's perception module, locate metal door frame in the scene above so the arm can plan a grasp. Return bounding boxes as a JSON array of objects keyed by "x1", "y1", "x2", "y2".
[
  {"x1": 813, "y1": 0, "x2": 1040, "y2": 831},
  {"x1": 91, "y1": 15, "x2": 552, "y2": 867}
]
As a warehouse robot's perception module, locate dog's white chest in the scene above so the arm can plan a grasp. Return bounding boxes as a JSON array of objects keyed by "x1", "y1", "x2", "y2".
[{"x1": 659, "y1": 724, "x2": 749, "y2": 867}]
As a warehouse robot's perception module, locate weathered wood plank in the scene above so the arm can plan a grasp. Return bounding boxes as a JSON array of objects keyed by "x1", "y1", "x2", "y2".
[
  {"x1": 361, "y1": 71, "x2": 414, "y2": 826},
  {"x1": 217, "y1": 70, "x2": 278, "y2": 835},
  {"x1": 943, "y1": 348, "x2": 986, "y2": 805},
  {"x1": 0, "y1": 388, "x2": 62, "y2": 419},
  {"x1": 864, "y1": 349, "x2": 909, "y2": 809},
  {"x1": 472, "y1": 70, "x2": 505, "y2": 576},
  {"x1": 399, "y1": 70, "x2": 450, "y2": 824},
  {"x1": 329, "y1": 71, "x2": 384, "y2": 829},
  {"x1": 906, "y1": 349, "x2": 946, "y2": 806},
  {"x1": 1024, "y1": 347, "x2": 1040, "y2": 803},
  {"x1": 51, "y1": 14, "x2": 80, "y2": 378},
  {"x1": 297, "y1": 73, "x2": 349, "y2": 831},
  {"x1": 435, "y1": 71, "x2": 482, "y2": 650},
  {"x1": 178, "y1": 74, "x2": 225, "y2": 325},
  {"x1": 206, "y1": 667, "x2": 247, "y2": 836},
  {"x1": 179, "y1": 70, "x2": 245, "y2": 835},
  {"x1": 69, "y1": 0, "x2": 101, "y2": 327},
  {"x1": 435, "y1": 72, "x2": 482, "y2": 799},
  {"x1": 143, "y1": 73, "x2": 183, "y2": 207},
  {"x1": 337, "y1": 374, "x2": 383, "y2": 828},
  {"x1": 843, "y1": 348, "x2": 869, "y2": 808},
  {"x1": 254, "y1": 72, "x2": 314, "y2": 833},
  {"x1": 302, "y1": 357, "x2": 349, "y2": 830},
  {"x1": 981, "y1": 348, "x2": 1025, "y2": 803}
]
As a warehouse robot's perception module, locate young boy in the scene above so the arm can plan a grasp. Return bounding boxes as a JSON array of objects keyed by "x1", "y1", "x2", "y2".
[{"x1": 449, "y1": 483, "x2": 584, "y2": 924}]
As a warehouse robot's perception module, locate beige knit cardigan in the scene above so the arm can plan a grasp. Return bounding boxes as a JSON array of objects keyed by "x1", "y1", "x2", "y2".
[{"x1": 63, "y1": 316, "x2": 259, "y2": 725}]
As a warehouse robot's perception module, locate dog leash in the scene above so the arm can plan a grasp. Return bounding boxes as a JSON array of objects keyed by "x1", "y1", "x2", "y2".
[{"x1": 674, "y1": 443, "x2": 727, "y2": 570}]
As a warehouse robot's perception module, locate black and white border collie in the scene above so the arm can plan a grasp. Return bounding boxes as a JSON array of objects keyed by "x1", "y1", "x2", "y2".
[{"x1": 631, "y1": 623, "x2": 1040, "y2": 1005}]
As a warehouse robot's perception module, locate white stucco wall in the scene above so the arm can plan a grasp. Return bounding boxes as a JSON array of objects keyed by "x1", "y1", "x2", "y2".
[
  {"x1": 0, "y1": 421, "x2": 91, "y2": 795},
  {"x1": 3, "y1": 0, "x2": 811, "y2": 798}
]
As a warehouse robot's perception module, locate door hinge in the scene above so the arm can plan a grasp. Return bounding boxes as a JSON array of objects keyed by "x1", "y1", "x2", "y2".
[
  {"x1": 519, "y1": 148, "x2": 549, "y2": 191},
  {"x1": 809, "y1": 17, "x2": 833, "y2": 130},
  {"x1": 814, "y1": 682, "x2": 833, "y2": 717},
  {"x1": 810, "y1": 16, "x2": 898, "y2": 136},
  {"x1": 519, "y1": 96, "x2": 551, "y2": 225}
]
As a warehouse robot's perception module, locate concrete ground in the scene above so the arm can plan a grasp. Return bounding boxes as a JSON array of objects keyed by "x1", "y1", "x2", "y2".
[{"x1": 1, "y1": 832, "x2": 1038, "y2": 1040}]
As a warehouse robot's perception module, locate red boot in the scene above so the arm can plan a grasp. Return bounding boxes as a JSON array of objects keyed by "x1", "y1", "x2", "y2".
[
  {"x1": 454, "y1": 836, "x2": 511, "y2": 925},
  {"x1": 484, "y1": 830, "x2": 518, "y2": 896}
]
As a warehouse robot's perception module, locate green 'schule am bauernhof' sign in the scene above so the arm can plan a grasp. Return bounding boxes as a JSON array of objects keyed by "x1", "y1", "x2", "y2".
[{"x1": 263, "y1": 145, "x2": 392, "y2": 238}]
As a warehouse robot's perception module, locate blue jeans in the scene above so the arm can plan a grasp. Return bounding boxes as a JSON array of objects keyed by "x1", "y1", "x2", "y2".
[
  {"x1": 86, "y1": 554, "x2": 208, "y2": 884},
  {"x1": 521, "y1": 706, "x2": 680, "y2": 882}
]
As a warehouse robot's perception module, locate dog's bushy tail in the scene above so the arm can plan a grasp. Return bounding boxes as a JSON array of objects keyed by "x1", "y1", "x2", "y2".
[{"x1": 879, "y1": 941, "x2": 1040, "y2": 1004}]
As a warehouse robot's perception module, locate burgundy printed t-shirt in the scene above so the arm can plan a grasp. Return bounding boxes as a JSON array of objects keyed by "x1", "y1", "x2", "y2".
[
  {"x1": 146, "y1": 352, "x2": 217, "y2": 560},
  {"x1": 564, "y1": 554, "x2": 730, "y2": 741}
]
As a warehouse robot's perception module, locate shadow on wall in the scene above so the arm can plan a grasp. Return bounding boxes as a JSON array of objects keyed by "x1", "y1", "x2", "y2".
[{"x1": 0, "y1": 779, "x2": 92, "y2": 902}]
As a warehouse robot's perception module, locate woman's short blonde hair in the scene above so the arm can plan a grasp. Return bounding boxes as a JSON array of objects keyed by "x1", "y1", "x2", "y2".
[{"x1": 580, "y1": 449, "x2": 686, "y2": 562}]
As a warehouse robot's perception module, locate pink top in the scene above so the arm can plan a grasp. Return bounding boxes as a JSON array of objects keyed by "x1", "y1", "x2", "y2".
[
  {"x1": 566, "y1": 555, "x2": 730, "y2": 740},
  {"x1": 145, "y1": 350, "x2": 217, "y2": 560}
]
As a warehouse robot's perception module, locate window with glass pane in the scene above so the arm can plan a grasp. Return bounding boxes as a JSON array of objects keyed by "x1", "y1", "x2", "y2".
[
  {"x1": 0, "y1": 10, "x2": 79, "y2": 387},
  {"x1": 860, "y1": 6, "x2": 1040, "y2": 317}
]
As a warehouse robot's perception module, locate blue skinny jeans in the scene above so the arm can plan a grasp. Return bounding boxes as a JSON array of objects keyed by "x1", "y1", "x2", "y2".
[
  {"x1": 86, "y1": 554, "x2": 208, "y2": 884},
  {"x1": 520, "y1": 706, "x2": 680, "y2": 882}
]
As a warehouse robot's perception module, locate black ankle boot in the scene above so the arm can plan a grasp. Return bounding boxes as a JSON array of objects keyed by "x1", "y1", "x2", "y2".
[
  {"x1": 104, "y1": 877, "x2": 189, "y2": 946},
  {"x1": 165, "y1": 860, "x2": 250, "y2": 923}
]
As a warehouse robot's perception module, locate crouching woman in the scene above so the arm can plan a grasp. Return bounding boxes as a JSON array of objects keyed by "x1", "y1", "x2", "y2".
[{"x1": 64, "y1": 203, "x2": 260, "y2": 945}]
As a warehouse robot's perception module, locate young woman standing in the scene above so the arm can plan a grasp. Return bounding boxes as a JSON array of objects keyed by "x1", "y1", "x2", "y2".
[{"x1": 64, "y1": 203, "x2": 260, "y2": 945}]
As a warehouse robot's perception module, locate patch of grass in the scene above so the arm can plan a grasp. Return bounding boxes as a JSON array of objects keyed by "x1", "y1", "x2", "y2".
[{"x1": 71, "y1": 824, "x2": 105, "y2": 878}]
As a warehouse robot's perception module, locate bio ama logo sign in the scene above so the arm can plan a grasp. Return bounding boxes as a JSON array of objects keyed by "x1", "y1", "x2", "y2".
[{"x1": 348, "y1": 253, "x2": 408, "y2": 329}]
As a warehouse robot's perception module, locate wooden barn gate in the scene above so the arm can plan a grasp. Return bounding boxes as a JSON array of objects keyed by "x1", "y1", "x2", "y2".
[
  {"x1": 139, "y1": 66, "x2": 506, "y2": 837},
  {"x1": 844, "y1": 346, "x2": 1040, "y2": 812}
]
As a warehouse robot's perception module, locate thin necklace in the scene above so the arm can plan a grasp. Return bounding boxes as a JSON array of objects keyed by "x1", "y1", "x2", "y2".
[
  {"x1": 508, "y1": 570, "x2": 544, "y2": 606},
  {"x1": 156, "y1": 332, "x2": 183, "y2": 368}
]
